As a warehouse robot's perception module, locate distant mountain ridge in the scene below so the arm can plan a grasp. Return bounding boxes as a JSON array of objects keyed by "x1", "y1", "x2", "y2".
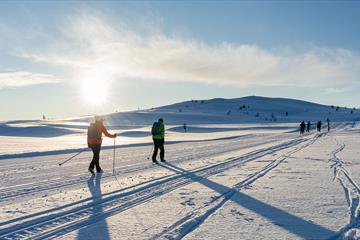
[
  {"x1": 87, "y1": 96, "x2": 360, "y2": 125},
  {"x1": 159, "y1": 96, "x2": 325, "y2": 110}
]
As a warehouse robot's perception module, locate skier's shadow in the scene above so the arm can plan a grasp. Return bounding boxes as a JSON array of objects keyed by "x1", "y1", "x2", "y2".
[
  {"x1": 160, "y1": 162, "x2": 336, "y2": 239},
  {"x1": 77, "y1": 174, "x2": 110, "y2": 240}
]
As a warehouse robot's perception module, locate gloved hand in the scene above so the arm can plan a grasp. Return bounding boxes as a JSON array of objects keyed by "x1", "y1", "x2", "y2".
[{"x1": 114, "y1": 133, "x2": 117, "y2": 138}]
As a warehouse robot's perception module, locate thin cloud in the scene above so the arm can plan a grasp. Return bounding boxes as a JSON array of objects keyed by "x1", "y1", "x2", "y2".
[
  {"x1": 324, "y1": 87, "x2": 350, "y2": 94},
  {"x1": 20, "y1": 9, "x2": 360, "y2": 89},
  {"x1": 0, "y1": 71, "x2": 58, "y2": 88}
]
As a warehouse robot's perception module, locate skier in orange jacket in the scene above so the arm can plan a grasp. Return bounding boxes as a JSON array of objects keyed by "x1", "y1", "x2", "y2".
[{"x1": 87, "y1": 116, "x2": 116, "y2": 175}]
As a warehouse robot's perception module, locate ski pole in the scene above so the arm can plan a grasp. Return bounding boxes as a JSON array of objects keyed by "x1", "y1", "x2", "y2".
[
  {"x1": 58, "y1": 148, "x2": 87, "y2": 166},
  {"x1": 147, "y1": 146, "x2": 154, "y2": 160},
  {"x1": 113, "y1": 137, "x2": 116, "y2": 175}
]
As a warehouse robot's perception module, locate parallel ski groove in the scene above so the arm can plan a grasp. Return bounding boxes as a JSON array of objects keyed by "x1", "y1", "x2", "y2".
[
  {"x1": 151, "y1": 132, "x2": 324, "y2": 239},
  {"x1": 0, "y1": 135, "x2": 280, "y2": 203},
  {"x1": 0, "y1": 136, "x2": 309, "y2": 239}
]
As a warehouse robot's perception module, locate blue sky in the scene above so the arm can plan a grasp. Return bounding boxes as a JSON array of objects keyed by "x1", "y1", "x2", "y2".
[{"x1": 0, "y1": 1, "x2": 359, "y2": 120}]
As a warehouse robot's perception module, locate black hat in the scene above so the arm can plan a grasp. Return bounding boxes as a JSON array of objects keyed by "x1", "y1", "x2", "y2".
[{"x1": 158, "y1": 118, "x2": 163, "y2": 122}]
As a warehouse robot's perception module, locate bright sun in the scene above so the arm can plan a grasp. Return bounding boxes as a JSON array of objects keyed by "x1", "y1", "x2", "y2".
[{"x1": 81, "y1": 70, "x2": 108, "y2": 106}]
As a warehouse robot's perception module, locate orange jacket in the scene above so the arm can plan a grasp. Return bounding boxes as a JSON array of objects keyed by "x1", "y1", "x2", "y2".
[{"x1": 87, "y1": 122, "x2": 116, "y2": 146}]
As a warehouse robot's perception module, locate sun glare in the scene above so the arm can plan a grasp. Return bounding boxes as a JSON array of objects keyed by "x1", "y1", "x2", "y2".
[{"x1": 81, "y1": 70, "x2": 108, "y2": 106}]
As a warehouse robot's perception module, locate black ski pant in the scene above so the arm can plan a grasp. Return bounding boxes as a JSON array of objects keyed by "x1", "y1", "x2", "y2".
[
  {"x1": 89, "y1": 145, "x2": 102, "y2": 172},
  {"x1": 152, "y1": 138, "x2": 165, "y2": 161}
]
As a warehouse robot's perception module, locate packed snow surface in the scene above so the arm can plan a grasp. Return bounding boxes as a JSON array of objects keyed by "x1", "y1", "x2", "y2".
[{"x1": 0, "y1": 96, "x2": 359, "y2": 239}]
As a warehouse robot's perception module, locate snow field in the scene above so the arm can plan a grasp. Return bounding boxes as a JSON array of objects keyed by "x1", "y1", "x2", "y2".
[{"x1": 0, "y1": 122, "x2": 359, "y2": 239}]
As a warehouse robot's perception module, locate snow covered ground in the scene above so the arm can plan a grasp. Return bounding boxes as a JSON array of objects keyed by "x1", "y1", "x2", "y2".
[{"x1": 1, "y1": 97, "x2": 360, "y2": 239}]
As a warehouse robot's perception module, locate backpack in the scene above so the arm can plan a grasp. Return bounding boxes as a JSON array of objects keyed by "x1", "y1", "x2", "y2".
[
  {"x1": 87, "y1": 123, "x2": 101, "y2": 141},
  {"x1": 151, "y1": 122, "x2": 161, "y2": 135}
]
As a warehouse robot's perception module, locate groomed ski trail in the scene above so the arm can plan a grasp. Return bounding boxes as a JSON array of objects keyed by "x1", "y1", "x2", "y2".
[
  {"x1": 0, "y1": 135, "x2": 311, "y2": 239},
  {"x1": 150, "y1": 132, "x2": 326, "y2": 240},
  {"x1": 0, "y1": 134, "x2": 281, "y2": 204}
]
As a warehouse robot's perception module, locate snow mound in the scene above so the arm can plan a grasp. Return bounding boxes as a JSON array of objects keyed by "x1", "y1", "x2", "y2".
[
  {"x1": 0, "y1": 124, "x2": 80, "y2": 138},
  {"x1": 78, "y1": 96, "x2": 360, "y2": 125}
]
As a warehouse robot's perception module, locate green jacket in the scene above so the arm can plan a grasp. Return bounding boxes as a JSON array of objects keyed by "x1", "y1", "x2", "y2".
[{"x1": 152, "y1": 122, "x2": 165, "y2": 140}]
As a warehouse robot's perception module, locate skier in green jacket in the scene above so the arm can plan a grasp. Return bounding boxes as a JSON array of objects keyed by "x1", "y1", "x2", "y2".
[{"x1": 151, "y1": 118, "x2": 165, "y2": 164}]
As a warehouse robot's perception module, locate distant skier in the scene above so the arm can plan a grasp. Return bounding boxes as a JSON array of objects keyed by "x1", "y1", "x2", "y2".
[
  {"x1": 183, "y1": 123, "x2": 187, "y2": 132},
  {"x1": 306, "y1": 121, "x2": 311, "y2": 132},
  {"x1": 300, "y1": 121, "x2": 306, "y2": 134},
  {"x1": 327, "y1": 118, "x2": 331, "y2": 132},
  {"x1": 317, "y1": 121, "x2": 322, "y2": 132},
  {"x1": 87, "y1": 116, "x2": 117, "y2": 175},
  {"x1": 151, "y1": 118, "x2": 165, "y2": 164}
]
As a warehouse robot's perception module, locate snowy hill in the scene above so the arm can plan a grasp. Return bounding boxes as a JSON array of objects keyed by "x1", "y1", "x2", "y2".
[
  {"x1": 0, "y1": 96, "x2": 358, "y2": 156},
  {"x1": 1, "y1": 96, "x2": 360, "y2": 239},
  {"x1": 78, "y1": 96, "x2": 360, "y2": 125}
]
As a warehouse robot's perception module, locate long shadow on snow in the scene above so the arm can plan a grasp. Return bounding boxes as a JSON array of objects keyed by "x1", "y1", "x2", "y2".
[
  {"x1": 0, "y1": 133, "x2": 286, "y2": 229},
  {"x1": 76, "y1": 174, "x2": 110, "y2": 240},
  {"x1": 0, "y1": 171, "x2": 173, "y2": 228},
  {"x1": 0, "y1": 136, "x2": 313, "y2": 239},
  {"x1": 159, "y1": 162, "x2": 336, "y2": 239}
]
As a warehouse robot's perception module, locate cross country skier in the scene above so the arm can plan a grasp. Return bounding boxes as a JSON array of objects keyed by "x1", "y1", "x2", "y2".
[
  {"x1": 151, "y1": 118, "x2": 165, "y2": 164},
  {"x1": 300, "y1": 121, "x2": 306, "y2": 134},
  {"x1": 317, "y1": 121, "x2": 322, "y2": 132},
  {"x1": 87, "y1": 116, "x2": 117, "y2": 175}
]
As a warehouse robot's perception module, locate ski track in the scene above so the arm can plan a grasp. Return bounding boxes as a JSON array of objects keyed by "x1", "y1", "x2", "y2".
[
  {"x1": 150, "y1": 132, "x2": 325, "y2": 240},
  {"x1": 0, "y1": 134, "x2": 283, "y2": 204},
  {"x1": 329, "y1": 134, "x2": 360, "y2": 239},
  {"x1": 0, "y1": 135, "x2": 310, "y2": 239}
]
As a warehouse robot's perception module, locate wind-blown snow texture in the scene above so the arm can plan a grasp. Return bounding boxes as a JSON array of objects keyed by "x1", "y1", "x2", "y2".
[{"x1": 0, "y1": 96, "x2": 359, "y2": 239}]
